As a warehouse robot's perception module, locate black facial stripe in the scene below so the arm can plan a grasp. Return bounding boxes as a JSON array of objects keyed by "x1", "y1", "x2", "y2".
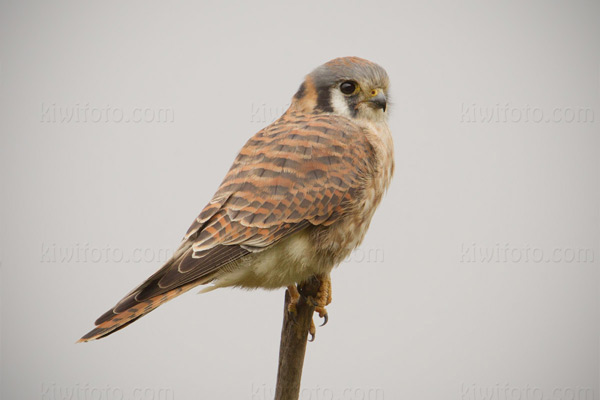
[
  {"x1": 294, "y1": 82, "x2": 306, "y2": 100},
  {"x1": 316, "y1": 87, "x2": 333, "y2": 113},
  {"x1": 346, "y1": 96, "x2": 359, "y2": 117}
]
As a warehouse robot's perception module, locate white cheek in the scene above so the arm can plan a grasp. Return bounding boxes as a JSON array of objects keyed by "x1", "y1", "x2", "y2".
[
  {"x1": 329, "y1": 89, "x2": 352, "y2": 118},
  {"x1": 357, "y1": 103, "x2": 388, "y2": 123}
]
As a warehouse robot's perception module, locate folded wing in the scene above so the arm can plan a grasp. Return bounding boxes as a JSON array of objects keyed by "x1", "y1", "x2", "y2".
[{"x1": 79, "y1": 112, "x2": 375, "y2": 341}]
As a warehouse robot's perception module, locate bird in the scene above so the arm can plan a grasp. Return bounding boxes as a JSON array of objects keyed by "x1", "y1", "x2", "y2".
[{"x1": 79, "y1": 56, "x2": 394, "y2": 342}]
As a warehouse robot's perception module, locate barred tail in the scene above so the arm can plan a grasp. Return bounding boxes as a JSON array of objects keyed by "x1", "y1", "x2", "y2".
[{"x1": 78, "y1": 280, "x2": 200, "y2": 342}]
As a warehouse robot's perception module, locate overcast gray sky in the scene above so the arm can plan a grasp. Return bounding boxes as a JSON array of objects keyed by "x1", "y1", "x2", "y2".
[{"x1": 1, "y1": 1, "x2": 598, "y2": 399}]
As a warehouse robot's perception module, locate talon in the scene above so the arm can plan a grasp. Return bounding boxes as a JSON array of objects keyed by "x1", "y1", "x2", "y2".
[
  {"x1": 314, "y1": 305, "x2": 326, "y2": 318},
  {"x1": 314, "y1": 305, "x2": 329, "y2": 326},
  {"x1": 309, "y1": 319, "x2": 316, "y2": 342},
  {"x1": 320, "y1": 312, "x2": 328, "y2": 327}
]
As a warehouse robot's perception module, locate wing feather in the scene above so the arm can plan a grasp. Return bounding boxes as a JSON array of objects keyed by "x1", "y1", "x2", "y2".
[{"x1": 80, "y1": 111, "x2": 375, "y2": 341}]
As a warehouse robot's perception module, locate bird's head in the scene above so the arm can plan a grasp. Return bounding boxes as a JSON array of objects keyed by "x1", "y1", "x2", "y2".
[{"x1": 291, "y1": 57, "x2": 390, "y2": 123}]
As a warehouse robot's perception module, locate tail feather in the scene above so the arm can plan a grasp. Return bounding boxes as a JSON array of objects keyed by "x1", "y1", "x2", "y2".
[
  {"x1": 78, "y1": 239, "x2": 248, "y2": 342},
  {"x1": 78, "y1": 280, "x2": 200, "y2": 342}
]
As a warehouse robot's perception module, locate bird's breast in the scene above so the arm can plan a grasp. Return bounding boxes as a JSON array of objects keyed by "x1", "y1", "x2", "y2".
[{"x1": 313, "y1": 123, "x2": 394, "y2": 267}]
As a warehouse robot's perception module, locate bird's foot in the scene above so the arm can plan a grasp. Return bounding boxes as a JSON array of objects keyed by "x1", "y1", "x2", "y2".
[
  {"x1": 287, "y1": 275, "x2": 332, "y2": 341},
  {"x1": 307, "y1": 274, "x2": 332, "y2": 341},
  {"x1": 286, "y1": 284, "x2": 301, "y2": 321}
]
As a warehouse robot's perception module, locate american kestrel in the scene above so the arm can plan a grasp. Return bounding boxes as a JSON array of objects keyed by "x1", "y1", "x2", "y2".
[{"x1": 79, "y1": 56, "x2": 394, "y2": 342}]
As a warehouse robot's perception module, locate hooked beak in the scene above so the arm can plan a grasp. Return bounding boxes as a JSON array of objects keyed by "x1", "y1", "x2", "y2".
[{"x1": 366, "y1": 90, "x2": 387, "y2": 112}]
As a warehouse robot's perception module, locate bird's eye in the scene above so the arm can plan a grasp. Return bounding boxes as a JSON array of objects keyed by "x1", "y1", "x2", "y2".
[{"x1": 340, "y1": 81, "x2": 358, "y2": 95}]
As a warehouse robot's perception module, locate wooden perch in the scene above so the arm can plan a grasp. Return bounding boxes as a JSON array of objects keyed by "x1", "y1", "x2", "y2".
[{"x1": 274, "y1": 276, "x2": 322, "y2": 400}]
